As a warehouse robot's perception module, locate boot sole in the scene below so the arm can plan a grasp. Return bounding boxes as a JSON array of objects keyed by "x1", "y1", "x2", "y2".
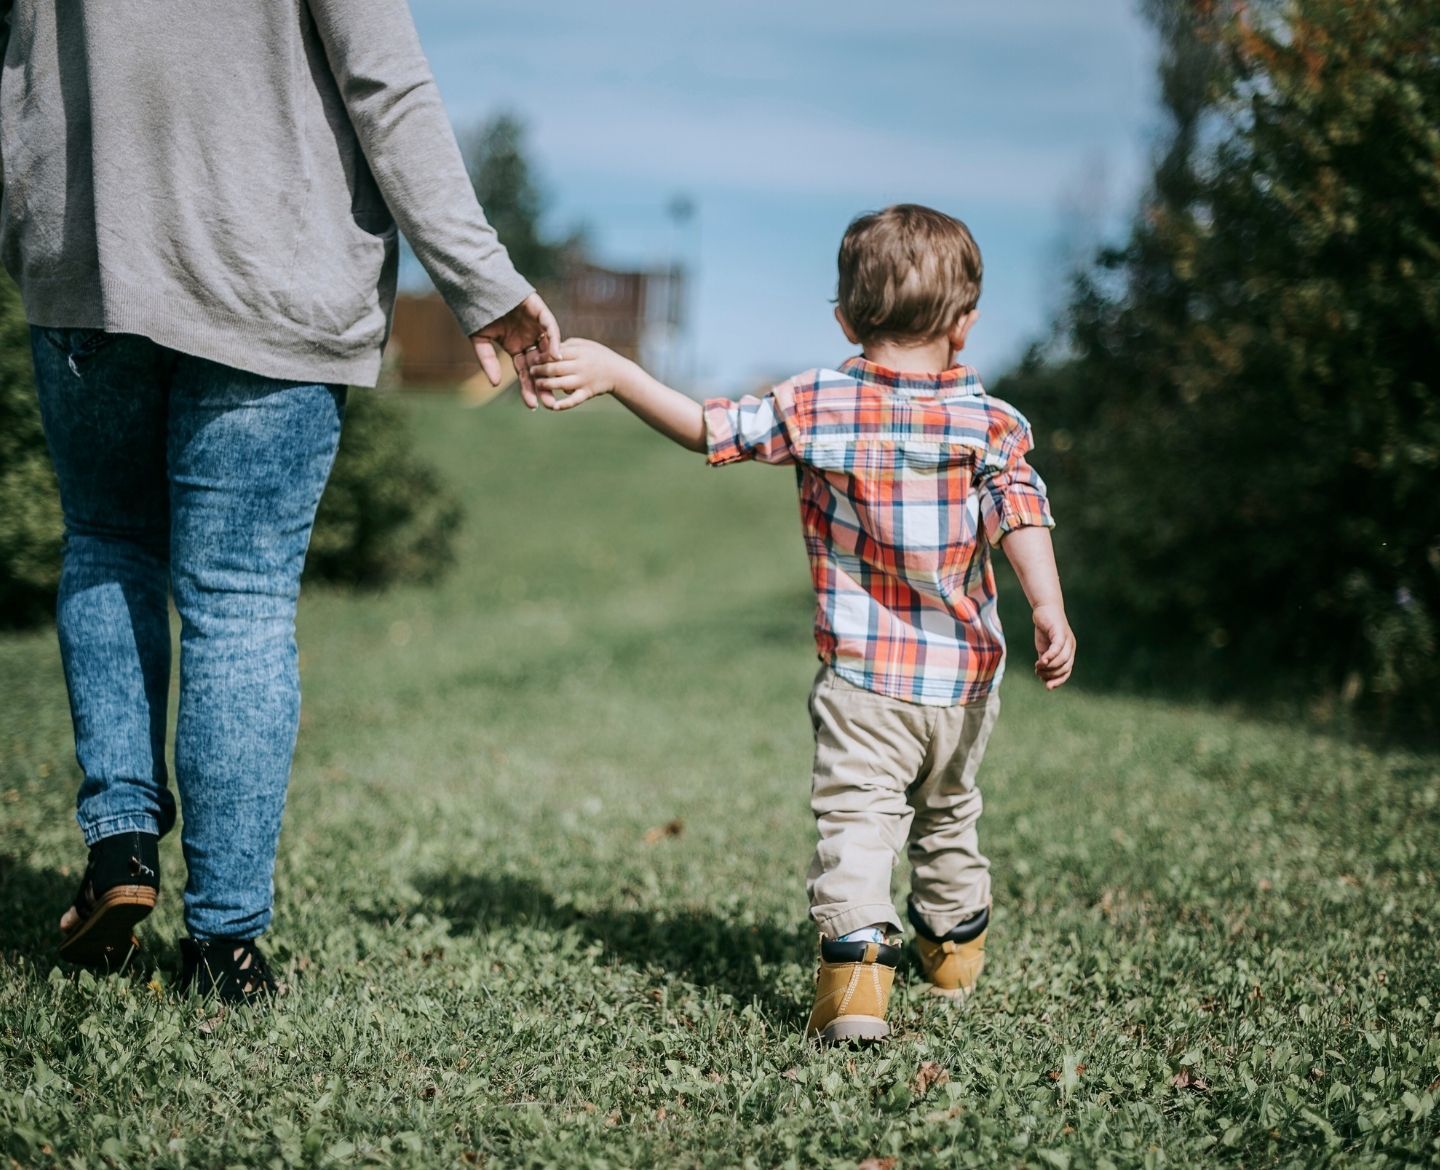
[
  {"x1": 815, "y1": 1015, "x2": 890, "y2": 1044},
  {"x1": 924, "y1": 982, "x2": 976, "y2": 1001},
  {"x1": 58, "y1": 885, "x2": 157, "y2": 968}
]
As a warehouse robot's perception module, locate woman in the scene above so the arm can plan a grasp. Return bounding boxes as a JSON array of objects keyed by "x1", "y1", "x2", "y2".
[{"x1": 0, "y1": 0, "x2": 559, "y2": 1001}]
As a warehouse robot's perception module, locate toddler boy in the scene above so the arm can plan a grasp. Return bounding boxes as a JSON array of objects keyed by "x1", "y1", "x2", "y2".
[{"x1": 525, "y1": 204, "x2": 1075, "y2": 1042}]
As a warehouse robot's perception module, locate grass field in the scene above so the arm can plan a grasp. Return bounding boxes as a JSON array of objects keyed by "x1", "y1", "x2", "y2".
[{"x1": 2, "y1": 395, "x2": 1438, "y2": 1170}]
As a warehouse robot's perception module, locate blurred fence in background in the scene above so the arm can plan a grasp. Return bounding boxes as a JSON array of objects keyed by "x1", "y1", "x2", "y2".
[{"x1": 388, "y1": 259, "x2": 687, "y2": 395}]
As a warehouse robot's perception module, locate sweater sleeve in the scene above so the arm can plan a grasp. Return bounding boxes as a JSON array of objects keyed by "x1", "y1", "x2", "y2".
[
  {"x1": 304, "y1": 0, "x2": 534, "y2": 335},
  {"x1": 0, "y1": 3, "x2": 10, "y2": 201}
]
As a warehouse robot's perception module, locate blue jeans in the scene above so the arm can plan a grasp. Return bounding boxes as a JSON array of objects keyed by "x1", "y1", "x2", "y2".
[{"x1": 31, "y1": 328, "x2": 345, "y2": 940}]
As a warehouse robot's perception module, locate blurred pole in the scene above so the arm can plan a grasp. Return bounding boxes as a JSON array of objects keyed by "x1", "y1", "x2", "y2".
[{"x1": 665, "y1": 194, "x2": 697, "y2": 391}]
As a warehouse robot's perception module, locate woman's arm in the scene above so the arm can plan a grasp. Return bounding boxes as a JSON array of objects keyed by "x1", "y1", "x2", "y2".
[{"x1": 304, "y1": 0, "x2": 558, "y2": 390}]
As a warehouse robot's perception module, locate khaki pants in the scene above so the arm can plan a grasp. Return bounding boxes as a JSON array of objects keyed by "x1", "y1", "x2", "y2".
[{"x1": 806, "y1": 666, "x2": 1000, "y2": 939}]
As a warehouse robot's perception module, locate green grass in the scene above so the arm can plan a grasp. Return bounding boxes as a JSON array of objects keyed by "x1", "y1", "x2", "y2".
[{"x1": 2, "y1": 396, "x2": 1438, "y2": 1170}]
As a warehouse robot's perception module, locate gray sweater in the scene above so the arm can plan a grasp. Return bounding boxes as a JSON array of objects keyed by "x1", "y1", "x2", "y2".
[{"x1": 0, "y1": 1, "x2": 532, "y2": 387}]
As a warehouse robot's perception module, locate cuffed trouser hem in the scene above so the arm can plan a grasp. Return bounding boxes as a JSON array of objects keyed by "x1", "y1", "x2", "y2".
[
  {"x1": 811, "y1": 902, "x2": 904, "y2": 940},
  {"x1": 184, "y1": 905, "x2": 272, "y2": 944},
  {"x1": 186, "y1": 928, "x2": 266, "y2": 944},
  {"x1": 78, "y1": 812, "x2": 163, "y2": 847},
  {"x1": 909, "y1": 894, "x2": 991, "y2": 940}
]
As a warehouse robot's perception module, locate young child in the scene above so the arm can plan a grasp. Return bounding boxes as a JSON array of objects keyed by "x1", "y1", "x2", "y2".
[{"x1": 525, "y1": 204, "x2": 1075, "y2": 1043}]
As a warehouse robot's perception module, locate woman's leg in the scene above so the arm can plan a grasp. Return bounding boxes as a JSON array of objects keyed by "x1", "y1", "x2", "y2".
[
  {"x1": 30, "y1": 328, "x2": 177, "y2": 850},
  {"x1": 166, "y1": 354, "x2": 344, "y2": 942}
]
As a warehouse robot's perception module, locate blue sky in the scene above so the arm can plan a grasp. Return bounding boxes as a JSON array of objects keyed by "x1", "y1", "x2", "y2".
[{"x1": 411, "y1": 0, "x2": 1158, "y2": 392}]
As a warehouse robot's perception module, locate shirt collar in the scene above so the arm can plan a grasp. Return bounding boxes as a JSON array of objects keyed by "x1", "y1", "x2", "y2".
[{"x1": 839, "y1": 355, "x2": 984, "y2": 398}]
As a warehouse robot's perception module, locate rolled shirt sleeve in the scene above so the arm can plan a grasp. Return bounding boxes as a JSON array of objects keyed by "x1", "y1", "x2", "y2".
[
  {"x1": 977, "y1": 411, "x2": 1054, "y2": 546},
  {"x1": 704, "y1": 382, "x2": 801, "y2": 466},
  {"x1": 305, "y1": 0, "x2": 534, "y2": 335}
]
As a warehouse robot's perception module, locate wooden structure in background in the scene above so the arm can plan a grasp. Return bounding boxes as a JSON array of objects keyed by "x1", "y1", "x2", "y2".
[{"x1": 387, "y1": 260, "x2": 686, "y2": 395}]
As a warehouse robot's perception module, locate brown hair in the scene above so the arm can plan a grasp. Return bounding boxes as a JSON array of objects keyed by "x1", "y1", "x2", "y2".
[{"x1": 836, "y1": 204, "x2": 983, "y2": 344}]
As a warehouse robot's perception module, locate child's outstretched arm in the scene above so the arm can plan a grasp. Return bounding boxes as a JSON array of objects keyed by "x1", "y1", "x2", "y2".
[
  {"x1": 526, "y1": 339, "x2": 706, "y2": 453},
  {"x1": 999, "y1": 526, "x2": 1076, "y2": 689}
]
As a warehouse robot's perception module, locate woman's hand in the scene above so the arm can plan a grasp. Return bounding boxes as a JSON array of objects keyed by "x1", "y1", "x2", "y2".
[{"x1": 470, "y1": 293, "x2": 562, "y2": 406}]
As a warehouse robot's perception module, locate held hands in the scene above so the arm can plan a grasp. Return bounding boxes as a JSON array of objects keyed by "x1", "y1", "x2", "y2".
[
  {"x1": 470, "y1": 292, "x2": 563, "y2": 408},
  {"x1": 1031, "y1": 603, "x2": 1076, "y2": 689},
  {"x1": 523, "y1": 338, "x2": 637, "y2": 411}
]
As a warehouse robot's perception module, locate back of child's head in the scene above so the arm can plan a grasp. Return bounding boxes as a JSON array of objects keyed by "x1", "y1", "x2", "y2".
[{"x1": 837, "y1": 204, "x2": 983, "y2": 345}]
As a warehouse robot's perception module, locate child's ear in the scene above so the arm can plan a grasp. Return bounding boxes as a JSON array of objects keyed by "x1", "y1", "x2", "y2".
[
  {"x1": 834, "y1": 306, "x2": 861, "y2": 345},
  {"x1": 950, "y1": 310, "x2": 979, "y2": 352}
]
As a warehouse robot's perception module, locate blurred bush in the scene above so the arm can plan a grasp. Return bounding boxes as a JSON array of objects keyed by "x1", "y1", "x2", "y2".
[
  {"x1": 0, "y1": 274, "x2": 462, "y2": 621},
  {"x1": 0, "y1": 276, "x2": 62, "y2": 626},
  {"x1": 307, "y1": 387, "x2": 463, "y2": 588},
  {"x1": 1000, "y1": 0, "x2": 1440, "y2": 725}
]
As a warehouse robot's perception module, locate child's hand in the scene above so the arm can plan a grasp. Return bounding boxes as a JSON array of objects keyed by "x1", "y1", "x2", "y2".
[
  {"x1": 1031, "y1": 603, "x2": 1076, "y2": 689},
  {"x1": 527, "y1": 338, "x2": 637, "y2": 411}
]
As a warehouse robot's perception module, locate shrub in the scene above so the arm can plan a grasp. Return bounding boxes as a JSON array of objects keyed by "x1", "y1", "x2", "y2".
[
  {"x1": 305, "y1": 389, "x2": 464, "y2": 588},
  {"x1": 0, "y1": 277, "x2": 62, "y2": 626},
  {"x1": 0, "y1": 273, "x2": 462, "y2": 619}
]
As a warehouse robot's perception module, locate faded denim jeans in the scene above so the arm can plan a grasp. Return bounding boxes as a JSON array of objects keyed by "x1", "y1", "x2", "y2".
[{"x1": 31, "y1": 328, "x2": 345, "y2": 940}]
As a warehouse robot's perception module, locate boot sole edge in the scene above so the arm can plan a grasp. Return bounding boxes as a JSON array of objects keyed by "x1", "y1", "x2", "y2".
[
  {"x1": 58, "y1": 886, "x2": 157, "y2": 967},
  {"x1": 815, "y1": 1015, "x2": 890, "y2": 1044}
]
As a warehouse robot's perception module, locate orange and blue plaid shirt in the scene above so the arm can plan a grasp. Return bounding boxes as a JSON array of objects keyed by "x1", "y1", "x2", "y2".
[{"x1": 704, "y1": 356, "x2": 1053, "y2": 706}]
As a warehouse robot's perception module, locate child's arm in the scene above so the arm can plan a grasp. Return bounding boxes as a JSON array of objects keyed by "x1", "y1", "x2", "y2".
[
  {"x1": 999, "y1": 526, "x2": 1076, "y2": 690},
  {"x1": 526, "y1": 339, "x2": 706, "y2": 453}
]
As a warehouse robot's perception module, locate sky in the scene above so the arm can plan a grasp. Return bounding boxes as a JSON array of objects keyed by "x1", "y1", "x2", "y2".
[{"x1": 411, "y1": 0, "x2": 1158, "y2": 393}]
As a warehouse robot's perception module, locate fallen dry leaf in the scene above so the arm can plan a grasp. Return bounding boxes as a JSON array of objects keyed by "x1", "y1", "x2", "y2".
[
  {"x1": 912, "y1": 1060, "x2": 949, "y2": 1096},
  {"x1": 642, "y1": 818, "x2": 685, "y2": 845}
]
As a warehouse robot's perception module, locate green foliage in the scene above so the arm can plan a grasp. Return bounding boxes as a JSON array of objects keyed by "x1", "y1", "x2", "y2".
[
  {"x1": 0, "y1": 278, "x2": 461, "y2": 616},
  {"x1": 0, "y1": 277, "x2": 62, "y2": 626},
  {"x1": 461, "y1": 113, "x2": 584, "y2": 286},
  {"x1": 999, "y1": 0, "x2": 1440, "y2": 724},
  {"x1": 305, "y1": 390, "x2": 463, "y2": 589},
  {"x1": 2, "y1": 400, "x2": 1438, "y2": 1169}
]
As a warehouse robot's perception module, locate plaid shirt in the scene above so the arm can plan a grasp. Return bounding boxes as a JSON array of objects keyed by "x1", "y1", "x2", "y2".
[{"x1": 704, "y1": 356, "x2": 1053, "y2": 706}]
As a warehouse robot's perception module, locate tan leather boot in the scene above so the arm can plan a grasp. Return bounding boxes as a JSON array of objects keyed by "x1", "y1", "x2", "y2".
[
  {"x1": 805, "y1": 937, "x2": 901, "y2": 1043},
  {"x1": 910, "y1": 902, "x2": 989, "y2": 999}
]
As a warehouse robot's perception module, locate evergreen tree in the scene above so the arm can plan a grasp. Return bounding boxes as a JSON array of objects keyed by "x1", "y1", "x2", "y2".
[{"x1": 1000, "y1": 0, "x2": 1440, "y2": 722}]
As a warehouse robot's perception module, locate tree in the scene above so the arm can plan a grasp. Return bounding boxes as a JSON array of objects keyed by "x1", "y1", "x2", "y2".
[
  {"x1": 463, "y1": 113, "x2": 563, "y2": 284},
  {"x1": 999, "y1": 0, "x2": 1440, "y2": 723},
  {"x1": 399, "y1": 112, "x2": 584, "y2": 293}
]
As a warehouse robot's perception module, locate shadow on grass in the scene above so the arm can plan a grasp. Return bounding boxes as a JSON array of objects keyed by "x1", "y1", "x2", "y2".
[
  {"x1": 416, "y1": 871, "x2": 812, "y2": 1027},
  {"x1": 0, "y1": 853, "x2": 159, "y2": 982}
]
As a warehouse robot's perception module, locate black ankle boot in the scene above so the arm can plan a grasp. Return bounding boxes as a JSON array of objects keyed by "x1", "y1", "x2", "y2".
[
  {"x1": 59, "y1": 830, "x2": 160, "y2": 967},
  {"x1": 178, "y1": 936, "x2": 278, "y2": 1004}
]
